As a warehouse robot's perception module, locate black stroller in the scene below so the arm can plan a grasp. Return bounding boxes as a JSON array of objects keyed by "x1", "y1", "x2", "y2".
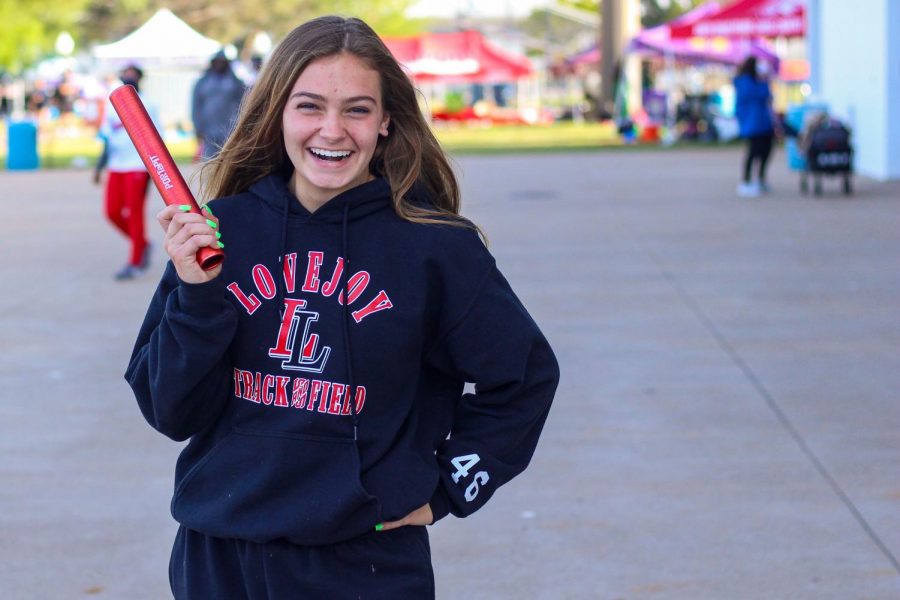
[{"x1": 799, "y1": 115, "x2": 853, "y2": 196}]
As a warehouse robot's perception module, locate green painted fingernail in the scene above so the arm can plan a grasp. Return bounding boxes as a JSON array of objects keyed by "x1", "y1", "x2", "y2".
[
  {"x1": 217, "y1": 241, "x2": 225, "y2": 249},
  {"x1": 203, "y1": 205, "x2": 214, "y2": 215},
  {"x1": 216, "y1": 232, "x2": 222, "y2": 239},
  {"x1": 206, "y1": 219, "x2": 217, "y2": 228},
  {"x1": 374, "y1": 523, "x2": 384, "y2": 531},
  {"x1": 178, "y1": 205, "x2": 191, "y2": 211}
]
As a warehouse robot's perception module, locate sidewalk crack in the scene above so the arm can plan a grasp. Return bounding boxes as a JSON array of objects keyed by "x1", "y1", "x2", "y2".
[{"x1": 646, "y1": 248, "x2": 900, "y2": 575}]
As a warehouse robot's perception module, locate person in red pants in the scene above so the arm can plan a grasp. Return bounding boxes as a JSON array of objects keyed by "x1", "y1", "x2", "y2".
[{"x1": 94, "y1": 64, "x2": 159, "y2": 280}]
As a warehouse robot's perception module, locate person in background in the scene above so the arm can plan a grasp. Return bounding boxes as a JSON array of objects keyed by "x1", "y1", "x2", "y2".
[
  {"x1": 246, "y1": 55, "x2": 264, "y2": 86},
  {"x1": 233, "y1": 55, "x2": 265, "y2": 87},
  {"x1": 95, "y1": 64, "x2": 158, "y2": 280},
  {"x1": 191, "y1": 50, "x2": 247, "y2": 160},
  {"x1": 126, "y1": 15, "x2": 558, "y2": 599},
  {"x1": 0, "y1": 79, "x2": 10, "y2": 118},
  {"x1": 25, "y1": 81, "x2": 49, "y2": 119},
  {"x1": 734, "y1": 56, "x2": 780, "y2": 198}
]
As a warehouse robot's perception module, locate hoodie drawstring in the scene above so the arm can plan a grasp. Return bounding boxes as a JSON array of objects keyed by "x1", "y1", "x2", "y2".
[
  {"x1": 275, "y1": 194, "x2": 360, "y2": 445},
  {"x1": 340, "y1": 202, "x2": 360, "y2": 441},
  {"x1": 276, "y1": 192, "x2": 290, "y2": 319}
]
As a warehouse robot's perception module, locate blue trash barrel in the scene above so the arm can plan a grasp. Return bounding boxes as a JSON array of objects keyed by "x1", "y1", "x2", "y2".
[{"x1": 7, "y1": 120, "x2": 40, "y2": 170}]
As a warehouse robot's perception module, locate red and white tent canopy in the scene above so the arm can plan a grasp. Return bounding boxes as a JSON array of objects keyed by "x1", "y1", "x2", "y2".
[
  {"x1": 383, "y1": 31, "x2": 532, "y2": 84},
  {"x1": 669, "y1": 0, "x2": 806, "y2": 39}
]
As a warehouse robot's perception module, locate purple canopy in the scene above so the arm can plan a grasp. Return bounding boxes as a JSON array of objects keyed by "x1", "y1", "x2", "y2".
[
  {"x1": 565, "y1": 2, "x2": 779, "y2": 68},
  {"x1": 627, "y1": 1, "x2": 780, "y2": 67}
]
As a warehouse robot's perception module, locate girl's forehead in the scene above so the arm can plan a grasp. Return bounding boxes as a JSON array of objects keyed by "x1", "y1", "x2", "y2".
[{"x1": 292, "y1": 54, "x2": 380, "y2": 89}]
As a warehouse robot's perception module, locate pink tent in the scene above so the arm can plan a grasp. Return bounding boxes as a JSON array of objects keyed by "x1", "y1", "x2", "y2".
[
  {"x1": 568, "y1": 2, "x2": 779, "y2": 67},
  {"x1": 629, "y1": 1, "x2": 779, "y2": 66},
  {"x1": 669, "y1": 0, "x2": 806, "y2": 39},
  {"x1": 567, "y1": 3, "x2": 719, "y2": 66}
]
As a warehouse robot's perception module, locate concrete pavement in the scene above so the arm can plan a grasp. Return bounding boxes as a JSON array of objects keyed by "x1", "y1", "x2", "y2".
[{"x1": 1, "y1": 146, "x2": 899, "y2": 599}]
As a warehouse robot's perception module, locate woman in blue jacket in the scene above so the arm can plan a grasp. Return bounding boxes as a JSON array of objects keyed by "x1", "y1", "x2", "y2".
[
  {"x1": 734, "y1": 56, "x2": 778, "y2": 197},
  {"x1": 126, "y1": 16, "x2": 559, "y2": 599}
]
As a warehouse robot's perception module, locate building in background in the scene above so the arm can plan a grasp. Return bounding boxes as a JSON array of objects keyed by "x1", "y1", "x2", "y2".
[{"x1": 809, "y1": 0, "x2": 899, "y2": 180}]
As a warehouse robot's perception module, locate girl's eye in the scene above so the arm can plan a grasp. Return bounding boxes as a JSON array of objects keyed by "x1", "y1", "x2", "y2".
[
  {"x1": 296, "y1": 102, "x2": 318, "y2": 110},
  {"x1": 349, "y1": 106, "x2": 370, "y2": 115}
]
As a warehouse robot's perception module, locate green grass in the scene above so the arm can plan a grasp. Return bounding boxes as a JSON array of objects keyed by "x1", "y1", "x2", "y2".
[
  {"x1": 0, "y1": 120, "x2": 722, "y2": 169},
  {"x1": 434, "y1": 121, "x2": 623, "y2": 154},
  {"x1": 22, "y1": 136, "x2": 197, "y2": 169}
]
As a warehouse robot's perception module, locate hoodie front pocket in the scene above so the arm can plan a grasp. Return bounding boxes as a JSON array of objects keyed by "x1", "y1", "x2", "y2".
[{"x1": 172, "y1": 428, "x2": 381, "y2": 546}]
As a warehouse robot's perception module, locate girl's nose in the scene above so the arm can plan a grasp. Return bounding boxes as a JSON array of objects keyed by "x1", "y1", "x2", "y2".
[{"x1": 318, "y1": 111, "x2": 344, "y2": 140}]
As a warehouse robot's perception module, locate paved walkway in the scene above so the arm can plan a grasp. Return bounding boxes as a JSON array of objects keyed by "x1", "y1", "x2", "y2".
[{"x1": 2, "y1": 147, "x2": 899, "y2": 599}]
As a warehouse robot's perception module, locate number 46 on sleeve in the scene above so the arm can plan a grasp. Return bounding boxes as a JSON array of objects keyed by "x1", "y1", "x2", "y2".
[{"x1": 450, "y1": 453, "x2": 490, "y2": 502}]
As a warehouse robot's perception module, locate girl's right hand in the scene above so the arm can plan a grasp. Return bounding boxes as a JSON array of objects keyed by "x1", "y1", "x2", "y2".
[{"x1": 157, "y1": 204, "x2": 223, "y2": 284}]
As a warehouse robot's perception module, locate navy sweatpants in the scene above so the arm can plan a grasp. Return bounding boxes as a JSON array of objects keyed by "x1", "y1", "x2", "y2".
[{"x1": 169, "y1": 525, "x2": 434, "y2": 599}]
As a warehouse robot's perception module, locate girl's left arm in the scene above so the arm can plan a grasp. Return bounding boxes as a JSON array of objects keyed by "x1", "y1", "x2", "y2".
[{"x1": 425, "y1": 265, "x2": 560, "y2": 522}]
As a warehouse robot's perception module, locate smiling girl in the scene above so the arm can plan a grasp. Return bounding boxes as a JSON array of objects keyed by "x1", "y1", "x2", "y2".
[{"x1": 126, "y1": 16, "x2": 558, "y2": 599}]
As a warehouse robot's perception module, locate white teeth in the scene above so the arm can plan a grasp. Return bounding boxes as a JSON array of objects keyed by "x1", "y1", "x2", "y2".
[{"x1": 310, "y1": 148, "x2": 351, "y2": 158}]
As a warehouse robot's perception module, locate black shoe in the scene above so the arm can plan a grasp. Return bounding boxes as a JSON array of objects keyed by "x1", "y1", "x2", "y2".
[{"x1": 114, "y1": 264, "x2": 143, "y2": 281}]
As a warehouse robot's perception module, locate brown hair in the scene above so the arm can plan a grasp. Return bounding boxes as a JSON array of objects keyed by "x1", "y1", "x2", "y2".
[{"x1": 200, "y1": 16, "x2": 476, "y2": 234}]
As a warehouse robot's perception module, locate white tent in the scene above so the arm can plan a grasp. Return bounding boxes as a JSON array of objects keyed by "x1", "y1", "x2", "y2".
[
  {"x1": 93, "y1": 8, "x2": 221, "y2": 67},
  {"x1": 92, "y1": 9, "x2": 223, "y2": 130}
]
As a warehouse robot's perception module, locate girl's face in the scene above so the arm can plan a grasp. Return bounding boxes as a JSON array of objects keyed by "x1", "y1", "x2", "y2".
[{"x1": 282, "y1": 53, "x2": 390, "y2": 211}]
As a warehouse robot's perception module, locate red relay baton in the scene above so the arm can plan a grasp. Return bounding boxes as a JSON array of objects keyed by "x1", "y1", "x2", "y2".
[{"x1": 109, "y1": 85, "x2": 225, "y2": 271}]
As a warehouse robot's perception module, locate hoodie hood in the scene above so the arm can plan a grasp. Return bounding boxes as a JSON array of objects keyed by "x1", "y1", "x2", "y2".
[{"x1": 249, "y1": 171, "x2": 393, "y2": 224}]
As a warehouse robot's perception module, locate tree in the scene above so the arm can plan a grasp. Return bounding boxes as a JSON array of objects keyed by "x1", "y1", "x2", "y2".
[
  {"x1": 0, "y1": 0, "x2": 89, "y2": 73},
  {"x1": 520, "y1": 9, "x2": 598, "y2": 56},
  {"x1": 559, "y1": 0, "x2": 707, "y2": 28},
  {"x1": 79, "y1": 0, "x2": 421, "y2": 50},
  {"x1": 77, "y1": 0, "x2": 151, "y2": 46},
  {"x1": 640, "y1": 0, "x2": 707, "y2": 28}
]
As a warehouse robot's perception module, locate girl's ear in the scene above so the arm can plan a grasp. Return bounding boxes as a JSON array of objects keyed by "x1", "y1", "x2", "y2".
[{"x1": 380, "y1": 114, "x2": 390, "y2": 137}]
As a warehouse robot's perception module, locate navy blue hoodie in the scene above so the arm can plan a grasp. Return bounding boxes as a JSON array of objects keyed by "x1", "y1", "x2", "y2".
[{"x1": 126, "y1": 173, "x2": 559, "y2": 546}]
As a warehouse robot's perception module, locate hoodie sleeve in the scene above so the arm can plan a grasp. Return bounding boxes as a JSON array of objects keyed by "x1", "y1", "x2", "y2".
[
  {"x1": 425, "y1": 262, "x2": 559, "y2": 522},
  {"x1": 124, "y1": 262, "x2": 238, "y2": 441}
]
